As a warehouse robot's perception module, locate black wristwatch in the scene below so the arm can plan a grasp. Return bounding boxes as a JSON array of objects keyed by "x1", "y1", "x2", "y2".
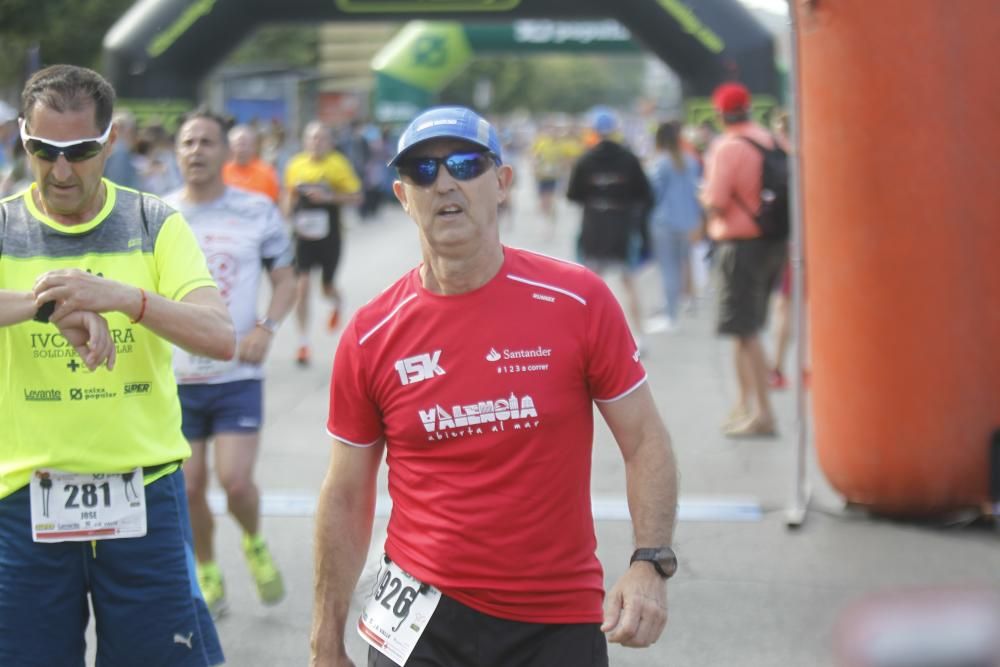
[
  {"x1": 33, "y1": 300, "x2": 56, "y2": 324},
  {"x1": 630, "y1": 546, "x2": 677, "y2": 579}
]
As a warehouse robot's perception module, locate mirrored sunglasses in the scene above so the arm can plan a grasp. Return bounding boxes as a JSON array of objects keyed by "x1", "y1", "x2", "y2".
[
  {"x1": 19, "y1": 119, "x2": 112, "y2": 163},
  {"x1": 397, "y1": 151, "x2": 497, "y2": 186}
]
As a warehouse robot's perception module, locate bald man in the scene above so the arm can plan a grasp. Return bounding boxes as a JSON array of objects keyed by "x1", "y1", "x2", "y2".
[{"x1": 222, "y1": 124, "x2": 280, "y2": 203}]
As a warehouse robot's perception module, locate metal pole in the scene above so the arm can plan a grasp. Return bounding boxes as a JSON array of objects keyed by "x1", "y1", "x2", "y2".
[{"x1": 785, "y1": 0, "x2": 811, "y2": 529}]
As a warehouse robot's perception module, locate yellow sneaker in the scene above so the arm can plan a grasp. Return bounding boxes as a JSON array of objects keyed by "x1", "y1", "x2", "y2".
[
  {"x1": 242, "y1": 533, "x2": 285, "y2": 605},
  {"x1": 196, "y1": 561, "x2": 227, "y2": 619}
]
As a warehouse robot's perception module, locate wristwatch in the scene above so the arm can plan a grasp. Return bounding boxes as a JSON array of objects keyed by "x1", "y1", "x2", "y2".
[
  {"x1": 34, "y1": 300, "x2": 56, "y2": 324},
  {"x1": 630, "y1": 546, "x2": 677, "y2": 579},
  {"x1": 256, "y1": 317, "x2": 280, "y2": 334}
]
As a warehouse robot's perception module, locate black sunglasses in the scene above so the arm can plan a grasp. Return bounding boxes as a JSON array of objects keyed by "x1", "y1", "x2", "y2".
[
  {"x1": 19, "y1": 119, "x2": 112, "y2": 163},
  {"x1": 397, "y1": 151, "x2": 497, "y2": 186}
]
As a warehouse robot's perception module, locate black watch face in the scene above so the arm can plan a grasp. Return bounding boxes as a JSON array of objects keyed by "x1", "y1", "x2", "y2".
[
  {"x1": 35, "y1": 300, "x2": 56, "y2": 323},
  {"x1": 655, "y1": 548, "x2": 678, "y2": 577},
  {"x1": 633, "y1": 547, "x2": 677, "y2": 579}
]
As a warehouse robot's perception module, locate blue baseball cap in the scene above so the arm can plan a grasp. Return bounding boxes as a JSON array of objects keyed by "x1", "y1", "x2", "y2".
[
  {"x1": 388, "y1": 106, "x2": 502, "y2": 166},
  {"x1": 590, "y1": 106, "x2": 618, "y2": 136}
]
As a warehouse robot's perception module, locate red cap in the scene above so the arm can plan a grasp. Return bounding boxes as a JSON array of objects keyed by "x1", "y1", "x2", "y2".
[{"x1": 712, "y1": 82, "x2": 752, "y2": 113}]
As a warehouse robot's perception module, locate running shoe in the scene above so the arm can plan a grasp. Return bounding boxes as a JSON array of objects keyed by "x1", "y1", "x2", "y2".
[
  {"x1": 644, "y1": 314, "x2": 676, "y2": 334},
  {"x1": 327, "y1": 306, "x2": 341, "y2": 331},
  {"x1": 196, "y1": 561, "x2": 227, "y2": 619},
  {"x1": 296, "y1": 345, "x2": 310, "y2": 366},
  {"x1": 721, "y1": 405, "x2": 750, "y2": 432},
  {"x1": 242, "y1": 533, "x2": 285, "y2": 605}
]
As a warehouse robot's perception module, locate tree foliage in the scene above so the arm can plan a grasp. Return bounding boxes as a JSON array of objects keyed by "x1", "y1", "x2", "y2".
[
  {"x1": 0, "y1": 0, "x2": 135, "y2": 88},
  {"x1": 0, "y1": 0, "x2": 319, "y2": 103},
  {"x1": 440, "y1": 54, "x2": 646, "y2": 114}
]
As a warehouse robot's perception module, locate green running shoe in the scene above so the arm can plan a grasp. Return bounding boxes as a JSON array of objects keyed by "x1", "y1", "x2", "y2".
[
  {"x1": 242, "y1": 533, "x2": 285, "y2": 605},
  {"x1": 196, "y1": 561, "x2": 227, "y2": 619}
]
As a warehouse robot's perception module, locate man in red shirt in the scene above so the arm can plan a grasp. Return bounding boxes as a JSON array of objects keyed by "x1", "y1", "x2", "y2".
[
  {"x1": 701, "y1": 83, "x2": 788, "y2": 437},
  {"x1": 311, "y1": 106, "x2": 679, "y2": 667}
]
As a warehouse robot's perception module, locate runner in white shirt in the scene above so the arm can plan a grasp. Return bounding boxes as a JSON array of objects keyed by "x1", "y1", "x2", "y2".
[{"x1": 165, "y1": 108, "x2": 297, "y2": 618}]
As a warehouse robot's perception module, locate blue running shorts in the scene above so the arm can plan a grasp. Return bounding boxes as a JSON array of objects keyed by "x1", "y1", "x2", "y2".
[
  {"x1": 0, "y1": 469, "x2": 224, "y2": 666},
  {"x1": 178, "y1": 378, "x2": 263, "y2": 440}
]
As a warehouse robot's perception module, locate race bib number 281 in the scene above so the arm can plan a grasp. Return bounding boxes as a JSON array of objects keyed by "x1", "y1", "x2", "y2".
[
  {"x1": 357, "y1": 557, "x2": 441, "y2": 666},
  {"x1": 30, "y1": 468, "x2": 147, "y2": 543}
]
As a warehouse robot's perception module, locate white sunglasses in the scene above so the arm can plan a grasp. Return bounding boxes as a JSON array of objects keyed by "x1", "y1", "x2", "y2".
[{"x1": 19, "y1": 118, "x2": 112, "y2": 163}]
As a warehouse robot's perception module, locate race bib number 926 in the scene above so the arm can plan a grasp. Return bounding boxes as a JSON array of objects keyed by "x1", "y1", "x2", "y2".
[{"x1": 357, "y1": 556, "x2": 441, "y2": 665}]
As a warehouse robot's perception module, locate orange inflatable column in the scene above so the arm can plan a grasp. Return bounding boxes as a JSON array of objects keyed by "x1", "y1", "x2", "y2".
[{"x1": 796, "y1": 0, "x2": 1000, "y2": 514}]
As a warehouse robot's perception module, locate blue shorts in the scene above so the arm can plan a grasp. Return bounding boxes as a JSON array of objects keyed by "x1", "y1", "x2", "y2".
[
  {"x1": 178, "y1": 379, "x2": 263, "y2": 440},
  {"x1": 0, "y1": 470, "x2": 224, "y2": 666},
  {"x1": 537, "y1": 178, "x2": 558, "y2": 194}
]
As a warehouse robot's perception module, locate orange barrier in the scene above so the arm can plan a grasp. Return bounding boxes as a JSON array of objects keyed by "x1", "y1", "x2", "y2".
[{"x1": 796, "y1": 0, "x2": 1000, "y2": 515}]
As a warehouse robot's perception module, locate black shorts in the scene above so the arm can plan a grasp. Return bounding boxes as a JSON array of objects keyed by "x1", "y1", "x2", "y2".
[
  {"x1": 367, "y1": 593, "x2": 608, "y2": 667},
  {"x1": 295, "y1": 228, "x2": 342, "y2": 287},
  {"x1": 714, "y1": 238, "x2": 787, "y2": 336}
]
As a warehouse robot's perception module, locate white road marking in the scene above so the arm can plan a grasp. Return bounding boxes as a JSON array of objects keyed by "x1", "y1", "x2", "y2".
[{"x1": 207, "y1": 492, "x2": 762, "y2": 522}]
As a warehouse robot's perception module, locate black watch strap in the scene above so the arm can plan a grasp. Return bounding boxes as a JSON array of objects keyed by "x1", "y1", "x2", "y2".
[
  {"x1": 34, "y1": 300, "x2": 56, "y2": 324},
  {"x1": 630, "y1": 546, "x2": 677, "y2": 579}
]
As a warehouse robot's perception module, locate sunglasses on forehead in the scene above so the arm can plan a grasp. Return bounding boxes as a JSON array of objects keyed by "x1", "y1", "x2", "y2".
[
  {"x1": 397, "y1": 151, "x2": 498, "y2": 186},
  {"x1": 19, "y1": 119, "x2": 112, "y2": 163}
]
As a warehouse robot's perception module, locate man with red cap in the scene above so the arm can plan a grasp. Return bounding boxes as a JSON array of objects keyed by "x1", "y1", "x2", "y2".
[{"x1": 700, "y1": 82, "x2": 787, "y2": 437}]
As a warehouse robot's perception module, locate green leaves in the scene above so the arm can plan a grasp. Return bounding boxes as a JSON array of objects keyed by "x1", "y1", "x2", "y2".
[{"x1": 0, "y1": 0, "x2": 134, "y2": 86}]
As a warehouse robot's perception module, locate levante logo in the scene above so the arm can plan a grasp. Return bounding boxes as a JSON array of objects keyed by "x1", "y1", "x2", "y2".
[{"x1": 23, "y1": 388, "x2": 62, "y2": 402}]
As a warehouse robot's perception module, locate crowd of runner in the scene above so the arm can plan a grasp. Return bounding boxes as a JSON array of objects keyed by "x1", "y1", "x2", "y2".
[{"x1": 0, "y1": 64, "x2": 796, "y2": 666}]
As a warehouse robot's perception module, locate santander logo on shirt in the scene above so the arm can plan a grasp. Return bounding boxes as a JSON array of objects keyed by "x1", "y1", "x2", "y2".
[
  {"x1": 485, "y1": 345, "x2": 553, "y2": 375},
  {"x1": 485, "y1": 346, "x2": 552, "y2": 362}
]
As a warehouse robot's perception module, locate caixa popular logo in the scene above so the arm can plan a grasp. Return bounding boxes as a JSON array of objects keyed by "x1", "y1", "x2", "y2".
[
  {"x1": 123, "y1": 382, "x2": 152, "y2": 396},
  {"x1": 394, "y1": 351, "x2": 445, "y2": 386}
]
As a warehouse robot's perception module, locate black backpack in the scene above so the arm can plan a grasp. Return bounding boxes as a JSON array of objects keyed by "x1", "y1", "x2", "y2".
[{"x1": 737, "y1": 136, "x2": 790, "y2": 241}]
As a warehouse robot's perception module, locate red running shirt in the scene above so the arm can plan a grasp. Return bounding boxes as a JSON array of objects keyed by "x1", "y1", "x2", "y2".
[{"x1": 328, "y1": 247, "x2": 647, "y2": 623}]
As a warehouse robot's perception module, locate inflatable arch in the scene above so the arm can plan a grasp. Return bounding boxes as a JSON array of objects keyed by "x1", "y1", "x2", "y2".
[{"x1": 103, "y1": 0, "x2": 779, "y2": 119}]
